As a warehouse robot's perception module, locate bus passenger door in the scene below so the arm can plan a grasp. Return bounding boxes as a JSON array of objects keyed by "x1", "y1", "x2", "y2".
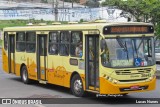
[
  {"x1": 37, "y1": 35, "x2": 47, "y2": 81},
  {"x1": 8, "y1": 34, "x2": 15, "y2": 74},
  {"x1": 85, "y1": 35, "x2": 99, "y2": 91}
]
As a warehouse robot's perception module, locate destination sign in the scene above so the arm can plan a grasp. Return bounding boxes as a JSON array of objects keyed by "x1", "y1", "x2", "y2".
[{"x1": 103, "y1": 25, "x2": 154, "y2": 34}]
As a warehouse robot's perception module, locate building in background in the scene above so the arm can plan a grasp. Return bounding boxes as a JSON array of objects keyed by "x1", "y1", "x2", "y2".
[
  {"x1": 0, "y1": 0, "x2": 127, "y2": 22},
  {"x1": 80, "y1": 0, "x2": 87, "y2": 4}
]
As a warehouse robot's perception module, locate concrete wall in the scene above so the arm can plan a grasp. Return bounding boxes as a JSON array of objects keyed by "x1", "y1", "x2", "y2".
[{"x1": 0, "y1": 7, "x2": 127, "y2": 22}]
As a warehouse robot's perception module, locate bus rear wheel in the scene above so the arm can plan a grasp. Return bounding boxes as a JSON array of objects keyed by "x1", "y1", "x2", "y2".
[
  {"x1": 21, "y1": 66, "x2": 30, "y2": 84},
  {"x1": 71, "y1": 74, "x2": 85, "y2": 97}
]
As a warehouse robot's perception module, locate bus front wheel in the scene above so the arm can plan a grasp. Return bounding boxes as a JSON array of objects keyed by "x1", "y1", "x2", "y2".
[
  {"x1": 71, "y1": 74, "x2": 85, "y2": 97},
  {"x1": 21, "y1": 66, "x2": 30, "y2": 84}
]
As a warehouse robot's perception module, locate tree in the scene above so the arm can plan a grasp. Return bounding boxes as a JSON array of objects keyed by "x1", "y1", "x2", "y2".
[
  {"x1": 102, "y1": 0, "x2": 160, "y2": 36},
  {"x1": 85, "y1": 0, "x2": 100, "y2": 7},
  {"x1": 102, "y1": 0, "x2": 160, "y2": 23},
  {"x1": 41, "y1": 0, "x2": 48, "y2": 3}
]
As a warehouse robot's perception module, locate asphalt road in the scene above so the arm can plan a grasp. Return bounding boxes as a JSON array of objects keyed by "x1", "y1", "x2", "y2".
[{"x1": 0, "y1": 50, "x2": 160, "y2": 107}]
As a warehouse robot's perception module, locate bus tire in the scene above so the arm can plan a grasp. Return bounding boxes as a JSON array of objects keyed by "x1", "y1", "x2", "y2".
[
  {"x1": 71, "y1": 74, "x2": 85, "y2": 97},
  {"x1": 21, "y1": 66, "x2": 30, "y2": 84}
]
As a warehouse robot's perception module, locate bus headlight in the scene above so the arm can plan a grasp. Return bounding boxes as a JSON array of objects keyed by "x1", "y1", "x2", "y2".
[
  {"x1": 106, "y1": 76, "x2": 119, "y2": 84},
  {"x1": 146, "y1": 75, "x2": 155, "y2": 82},
  {"x1": 113, "y1": 79, "x2": 118, "y2": 84}
]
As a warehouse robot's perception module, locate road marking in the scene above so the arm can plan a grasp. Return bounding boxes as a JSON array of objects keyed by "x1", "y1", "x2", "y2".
[{"x1": 34, "y1": 104, "x2": 46, "y2": 107}]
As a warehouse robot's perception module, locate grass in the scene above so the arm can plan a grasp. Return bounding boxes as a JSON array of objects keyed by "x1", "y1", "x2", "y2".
[
  {"x1": 0, "y1": 20, "x2": 27, "y2": 30},
  {"x1": 0, "y1": 19, "x2": 74, "y2": 46},
  {"x1": 0, "y1": 20, "x2": 74, "y2": 30},
  {"x1": 0, "y1": 19, "x2": 56, "y2": 30}
]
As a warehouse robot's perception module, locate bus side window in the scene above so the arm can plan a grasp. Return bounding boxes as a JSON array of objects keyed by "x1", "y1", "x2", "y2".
[
  {"x1": 26, "y1": 32, "x2": 36, "y2": 53},
  {"x1": 59, "y1": 31, "x2": 69, "y2": 56},
  {"x1": 70, "y1": 31, "x2": 83, "y2": 57},
  {"x1": 48, "y1": 32, "x2": 58, "y2": 55},
  {"x1": 16, "y1": 32, "x2": 25, "y2": 52},
  {"x1": 4, "y1": 32, "x2": 8, "y2": 50}
]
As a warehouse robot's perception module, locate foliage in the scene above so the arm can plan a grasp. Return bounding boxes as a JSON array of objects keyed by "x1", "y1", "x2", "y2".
[
  {"x1": 41, "y1": 0, "x2": 48, "y2": 3},
  {"x1": 80, "y1": 19, "x2": 84, "y2": 22},
  {"x1": 0, "y1": 19, "x2": 79, "y2": 30},
  {"x1": 85, "y1": 0, "x2": 100, "y2": 7},
  {"x1": 102, "y1": 0, "x2": 160, "y2": 36},
  {"x1": 0, "y1": 20, "x2": 26, "y2": 30},
  {"x1": 155, "y1": 23, "x2": 160, "y2": 37},
  {"x1": 102, "y1": 0, "x2": 160, "y2": 23}
]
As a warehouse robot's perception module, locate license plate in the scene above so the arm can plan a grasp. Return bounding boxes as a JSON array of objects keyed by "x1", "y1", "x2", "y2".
[{"x1": 130, "y1": 85, "x2": 139, "y2": 90}]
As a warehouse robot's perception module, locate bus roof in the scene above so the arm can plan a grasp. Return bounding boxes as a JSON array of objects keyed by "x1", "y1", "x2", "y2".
[{"x1": 3, "y1": 22, "x2": 153, "y2": 32}]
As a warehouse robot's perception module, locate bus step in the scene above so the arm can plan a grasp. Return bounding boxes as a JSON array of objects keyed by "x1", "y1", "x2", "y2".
[
  {"x1": 39, "y1": 80, "x2": 47, "y2": 84},
  {"x1": 86, "y1": 89, "x2": 99, "y2": 94}
]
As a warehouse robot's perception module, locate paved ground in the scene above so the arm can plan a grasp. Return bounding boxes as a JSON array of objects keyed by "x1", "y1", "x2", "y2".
[
  {"x1": 156, "y1": 64, "x2": 160, "y2": 79},
  {"x1": 0, "y1": 50, "x2": 160, "y2": 107}
]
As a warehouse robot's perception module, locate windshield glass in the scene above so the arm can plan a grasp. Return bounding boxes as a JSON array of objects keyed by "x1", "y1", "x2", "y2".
[{"x1": 101, "y1": 37, "x2": 155, "y2": 68}]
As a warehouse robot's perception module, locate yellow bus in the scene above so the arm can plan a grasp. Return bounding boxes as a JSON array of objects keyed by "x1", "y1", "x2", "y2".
[{"x1": 2, "y1": 22, "x2": 156, "y2": 97}]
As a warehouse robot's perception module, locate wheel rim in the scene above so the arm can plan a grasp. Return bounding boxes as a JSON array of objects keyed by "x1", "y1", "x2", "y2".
[
  {"x1": 22, "y1": 69, "x2": 27, "y2": 81},
  {"x1": 73, "y1": 79, "x2": 82, "y2": 95}
]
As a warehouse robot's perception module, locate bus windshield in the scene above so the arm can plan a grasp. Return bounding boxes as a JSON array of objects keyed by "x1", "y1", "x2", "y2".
[{"x1": 101, "y1": 37, "x2": 155, "y2": 68}]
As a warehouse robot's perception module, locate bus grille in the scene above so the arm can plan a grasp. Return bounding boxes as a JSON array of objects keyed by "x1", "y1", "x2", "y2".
[
  {"x1": 119, "y1": 78, "x2": 148, "y2": 82},
  {"x1": 115, "y1": 68, "x2": 151, "y2": 75}
]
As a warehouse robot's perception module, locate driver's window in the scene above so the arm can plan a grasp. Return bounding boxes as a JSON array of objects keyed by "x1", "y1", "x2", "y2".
[{"x1": 101, "y1": 39, "x2": 110, "y2": 66}]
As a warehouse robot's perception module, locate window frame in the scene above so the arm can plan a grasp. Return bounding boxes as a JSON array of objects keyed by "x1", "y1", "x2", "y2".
[
  {"x1": 59, "y1": 31, "x2": 70, "y2": 56},
  {"x1": 16, "y1": 32, "x2": 26, "y2": 52},
  {"x1": 48, "y1": 31, "x2": 59, "y2": 55},
  {"x1": 26, "y1": 32, "x2": 36, "y2": 53},
  {"x1": 70, "y1": 31, "x2": 83, "y2": 57},
  {"x1": 4, "y1": 32, "x2": 8, "y2": 50}
]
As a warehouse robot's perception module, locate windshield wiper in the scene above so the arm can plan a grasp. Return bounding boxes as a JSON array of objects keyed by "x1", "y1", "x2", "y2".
[
  {"x1": 116, "y1": 37, "x2": 129, "y2": 60},
  {"x1": 133, "y1": 35, "x2": 145, "y2": 58},
  {"x1": 137, "y1": 35, "x2": 145, "y2": 51},
  {"x1": 116, "y1": 37, "x2": 127, "y2": 52},
  {"x1": 124, "y1": 41, "x2": 129, "y2": 61}
]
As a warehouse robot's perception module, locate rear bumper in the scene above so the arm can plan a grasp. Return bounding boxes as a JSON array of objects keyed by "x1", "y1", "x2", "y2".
[{"x1": 100, "y1": 77, "x2": 156, "y2": 94}]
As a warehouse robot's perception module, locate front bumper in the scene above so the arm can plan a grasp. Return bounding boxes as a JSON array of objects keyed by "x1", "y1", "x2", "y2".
[{"x1": 99, "y1": 77, "x2": 156, "y2": 94}]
